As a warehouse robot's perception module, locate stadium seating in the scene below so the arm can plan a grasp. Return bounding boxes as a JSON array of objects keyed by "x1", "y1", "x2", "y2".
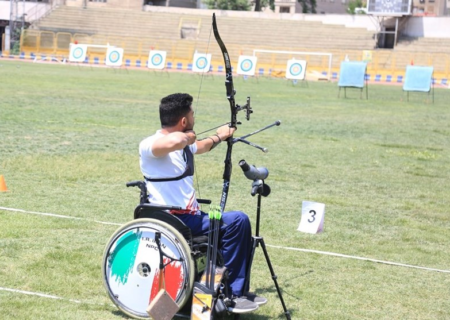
[{"x1": 22, "y1": 6, "x2": 449, "y2": 81}]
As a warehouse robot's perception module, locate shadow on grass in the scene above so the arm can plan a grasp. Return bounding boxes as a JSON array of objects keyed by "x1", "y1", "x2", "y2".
[{"x1": 111, "y1": 303, "x2": 277, "y2": 319}]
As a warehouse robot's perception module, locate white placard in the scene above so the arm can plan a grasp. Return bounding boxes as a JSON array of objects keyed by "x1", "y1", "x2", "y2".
[
  {"x1": 237, "y1": 55, "x2": 257, "y2": 76},
  {"x1": 105, "y1": 47, "x2": 124, "y2": 67},
  {"x1": 147, "y1": 50, "x2": 167, "y2": 69},
  {"x1": 298, "y1": 201, "x2": 325, "y2": 234},
  {"x1": 286, "y1": 59, "x2": 307, "y2": 80},
  {"x1": 69, "y1": 44, "x2": 87, "y2": 62},
  {"x1": 192, "y1": 53, "x2": 211, "y2": 73}
]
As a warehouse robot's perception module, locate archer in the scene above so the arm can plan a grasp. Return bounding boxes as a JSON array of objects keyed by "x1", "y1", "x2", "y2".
[{"x1": 139, "y1": 92, "x2": 267, "y2": 313}]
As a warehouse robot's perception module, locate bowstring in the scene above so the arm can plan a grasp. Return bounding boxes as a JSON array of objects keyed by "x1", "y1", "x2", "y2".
[{"x1": 193, "y1": 20, "x2": 214, "y2": 202}]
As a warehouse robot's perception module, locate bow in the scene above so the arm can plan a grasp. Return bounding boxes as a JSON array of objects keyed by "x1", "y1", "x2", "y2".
[{"x1": 212, "y1": 13, "x2": 253, "y2": 212}]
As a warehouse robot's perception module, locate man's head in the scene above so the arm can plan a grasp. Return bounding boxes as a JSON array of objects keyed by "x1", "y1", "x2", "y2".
[{"x1": 159, "y1": 93, "x2": 194, "y2": 131}]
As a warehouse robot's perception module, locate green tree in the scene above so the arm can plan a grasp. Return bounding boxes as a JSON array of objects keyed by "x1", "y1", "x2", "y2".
[
  {"x1": 204, "y1": 0, "x2": 251, "y2": 10},
  {"x1": 254, "y1": 0, "x2": 275, "y2": 11},
  {"x1": 298, "y1": 0, "x2": 317, "y2": 13},
  {"x1": 204, "y1": 0, "x2": 275, "y2": 11},
  {"x1": 348, "y1": 0, "x2": 366, "y2": 14}
]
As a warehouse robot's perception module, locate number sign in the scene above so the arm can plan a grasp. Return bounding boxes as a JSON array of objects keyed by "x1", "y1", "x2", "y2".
[{"x1": 298, "y1": 201, "x2": 325, "y2": 234}]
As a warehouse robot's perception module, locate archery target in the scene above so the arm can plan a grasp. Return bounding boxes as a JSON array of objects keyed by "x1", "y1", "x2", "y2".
[
  {"x1": 69, "y1": 44, "x2": 87, "y2": 62},
  {"x1": 237, "y1": 56, "x2": 257, "y2": 76},
  {"x1": 148, "y1": 50, "x2": 167, "y2": 69},
  {"x1": 192, "y1": 53, "x2": 212, "y2": 73},
  {"x1": 105, "y1": 47, "x2": 124, "y2": 67},
  {"x1": 286, "y1": 59, "x2": 307, "y2": 80}
]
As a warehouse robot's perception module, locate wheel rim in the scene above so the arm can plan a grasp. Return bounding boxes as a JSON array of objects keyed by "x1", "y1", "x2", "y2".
[{"x1": 102, "y1": 218, "x2": 194, "y2": 319}]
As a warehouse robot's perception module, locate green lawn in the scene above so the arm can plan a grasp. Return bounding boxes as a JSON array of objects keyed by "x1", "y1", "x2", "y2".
[{"x1": 1, "y1": 59, "x2": 450, "y2": 320}]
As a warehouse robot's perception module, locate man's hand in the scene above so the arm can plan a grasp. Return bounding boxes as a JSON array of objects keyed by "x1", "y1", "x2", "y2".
[
  {"x1": 216, "y1": 124, "x2": 236, "y2": 141},
  {"x1": 185, "y1": 130, "x2": 197, "y2": 145}
]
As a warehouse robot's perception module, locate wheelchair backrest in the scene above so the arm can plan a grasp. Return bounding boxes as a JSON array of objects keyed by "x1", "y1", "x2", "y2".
[{"x1": 134, "y1": 204, "x2": 193, "y2": 244}]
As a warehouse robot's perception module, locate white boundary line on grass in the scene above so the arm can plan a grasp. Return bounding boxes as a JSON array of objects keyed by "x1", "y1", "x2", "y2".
[
  {"x1": 0, "y1": 206, "x2": 122, "y2": 226},
  {"x1": 0, "y1": 286, "x2": 113, "y2": 307},
  {"x1": 0, "y1": 286, "x2": 81, "y2": 304},
  {"x1": 2, "y1": 206, "x2": 450, "y2": 274},
  {"x1": 266, "y1": 245, "x2": 450, "y2": 274}
]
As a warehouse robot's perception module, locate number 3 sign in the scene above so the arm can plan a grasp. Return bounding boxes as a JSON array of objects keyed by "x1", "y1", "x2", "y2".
[{"x1": 298, "y1": 201, "x2": 325, "y2": 234}]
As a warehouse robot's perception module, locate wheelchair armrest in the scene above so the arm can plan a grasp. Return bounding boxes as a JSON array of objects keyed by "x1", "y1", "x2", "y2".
[
  {"x1": 197, "y1": 199, "x2": 211, "y2": 204},
  {"x1": 139, "y1": 203, "x2": 183, "y2": 211},
  {"x1": 133, "y1": 203, "x2": 182, "y2": 220}
]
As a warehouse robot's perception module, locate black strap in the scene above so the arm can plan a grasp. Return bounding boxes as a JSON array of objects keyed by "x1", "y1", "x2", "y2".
[{"x1": 144, "y1": 146, "x2": 194, "y2": 182}]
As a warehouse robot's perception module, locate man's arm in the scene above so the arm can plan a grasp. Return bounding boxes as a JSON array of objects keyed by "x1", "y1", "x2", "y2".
[
  {"x1": 152, "y1": 131, "x2": 196, "y2": 157},
  {"x1": 196, "y1": 125, "x2": 236, "y2": 154}
]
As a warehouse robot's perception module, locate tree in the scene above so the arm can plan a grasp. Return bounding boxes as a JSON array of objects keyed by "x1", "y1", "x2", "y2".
[
  {"x1": 298, "y1": 0, "x2": 317, "y2": 13},
  {"x1": 254, "y1": 0, "x2": 275, "y2": 11},
  {"x1": 204, "y1": 0, "x2": 276, "y2": 11},
  {"x1": 348, "y1": 0, "x2": 366, "y2": 14},
  {"x1": 204, "y1": 0, "x2": 251, "y2": 10}
]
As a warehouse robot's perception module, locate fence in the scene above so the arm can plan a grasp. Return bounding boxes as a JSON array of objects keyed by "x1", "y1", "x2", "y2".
[{"x1": 15, "y1": 29, "x2": 450, "y2": 81}]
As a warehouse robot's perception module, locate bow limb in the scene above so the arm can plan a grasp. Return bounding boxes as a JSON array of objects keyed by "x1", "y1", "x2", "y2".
[
  {"x1": 212, "y1": 13, "x2": 238, "y2": 212},
  {"x1": 212, "y1": 13, "x2": 238, "y2": 129}
]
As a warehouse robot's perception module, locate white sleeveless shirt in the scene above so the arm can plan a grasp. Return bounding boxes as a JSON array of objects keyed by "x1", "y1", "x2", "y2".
[{"x1": 139, "y1": 130, "x2": 200, "y2": 214}]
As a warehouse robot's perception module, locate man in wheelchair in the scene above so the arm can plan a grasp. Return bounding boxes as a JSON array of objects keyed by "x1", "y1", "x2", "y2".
[{"x1": 138, "y1": 93, "x2": 267, "y2": 314}]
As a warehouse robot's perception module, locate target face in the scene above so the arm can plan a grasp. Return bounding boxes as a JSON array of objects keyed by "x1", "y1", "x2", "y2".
[
  {"x1": 109, "y1": 51, "x2": 120, "y2": 63},
  {"x1": 105, "y1": 47, "x2": 124, "y2": 67},
  {"x1": 196, "y1": 57, "x2": 207, "y2": 69},
  {"x1": 69, "y1": 44, "x2": 87, "y2": 62},
  {"x1": 73, "y1": 47, "x2": 84, "y2": 59},
  {"x1": 237, "y1": 56, "x2": 257, "y2": 76},
  {"x1": 286, "y1": 59, "x2": 307, "y2": 80},
  {"x1": 289, "y1": 63, "x2": 303, "y2": 76},
  {"x1": 192, "y1": 53, "x2": 211, "y2": 73},
  {"x1": 148, "y1": 50, "x2": 167, "y2": 69},
  {"x1": 241, "y1": 59, "x2": 253, "y2": 72},
  {"x1": 151, "y1": 54, "x2": 162, "y2": 65}
]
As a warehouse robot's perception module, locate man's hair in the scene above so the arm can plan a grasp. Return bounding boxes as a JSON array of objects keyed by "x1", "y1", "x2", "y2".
[{"x1": 159, "y1": 93, "x2": 193, "y2": 127}]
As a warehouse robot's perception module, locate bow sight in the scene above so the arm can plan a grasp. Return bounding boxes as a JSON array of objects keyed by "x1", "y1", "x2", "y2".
[{"x1": 236, "y1": 96, "x2": 252, "y2": 121}]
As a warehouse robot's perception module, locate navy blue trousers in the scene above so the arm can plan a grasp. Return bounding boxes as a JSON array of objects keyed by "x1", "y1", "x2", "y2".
[{"x1": 177, "y1": 210, "x2": 252, "y2": 297}]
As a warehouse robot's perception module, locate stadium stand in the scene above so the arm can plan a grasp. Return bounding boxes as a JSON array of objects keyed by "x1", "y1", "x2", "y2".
[{"x1": 17, "y1": 5, "x2": 449, "y2": 82}]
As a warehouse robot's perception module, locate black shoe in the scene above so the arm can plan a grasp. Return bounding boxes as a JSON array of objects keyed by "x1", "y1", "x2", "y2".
[
  {"x1": 227, "y1": 296, "x2": 259, "y2": 314},
  {"x1": 242, "y1": 292, "x2": 268, "y2": 306}
]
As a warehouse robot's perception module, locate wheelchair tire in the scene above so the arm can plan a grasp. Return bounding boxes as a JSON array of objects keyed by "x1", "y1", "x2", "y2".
[{"x1": 102, "y1": 218, "x2": 195, "y2": 319}]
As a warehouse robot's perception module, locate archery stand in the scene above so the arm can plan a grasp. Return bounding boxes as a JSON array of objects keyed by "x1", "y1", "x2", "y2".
[{"x1": 243, "y1": 180, "x2": 291, "y2": 320}]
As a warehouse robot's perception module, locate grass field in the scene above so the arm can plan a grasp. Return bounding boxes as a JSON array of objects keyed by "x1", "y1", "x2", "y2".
[{"x1": 1, "y1": 59, "x2": 450, "y2": 320}]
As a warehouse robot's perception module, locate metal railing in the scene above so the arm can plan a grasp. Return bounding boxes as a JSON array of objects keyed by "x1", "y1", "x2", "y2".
[{"x1": 26, "y1": 0, "x2": 65, "y2": 24}]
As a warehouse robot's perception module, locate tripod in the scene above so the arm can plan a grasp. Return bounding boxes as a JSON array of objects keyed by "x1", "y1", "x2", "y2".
[{"x1": 243, "y1": 179, "x2": 291, "y2": 320}]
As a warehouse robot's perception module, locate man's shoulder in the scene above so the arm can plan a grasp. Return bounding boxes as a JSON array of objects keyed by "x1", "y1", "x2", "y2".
[
  {"x1": 140, "y1": 131, "x2": 162, "y2": 145},
  {"x1": 139, "y1": 131, "x2": 163, "y2": 157}
]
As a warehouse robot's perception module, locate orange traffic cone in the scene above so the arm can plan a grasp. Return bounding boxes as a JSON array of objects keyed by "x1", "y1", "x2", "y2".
[{"x1": 0, "y1": 175, "x2": 8, "y2": 192}]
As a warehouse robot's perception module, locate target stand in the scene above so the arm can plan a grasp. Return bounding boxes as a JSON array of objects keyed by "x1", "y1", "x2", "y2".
[
  {"x1": 285, "y1": 59, "x2": 308, "y2": 87},
  {"x1": 237, "y1": 55, "x2": 259, "y2": 83},
  {"x1": 147, "y1": 50, "x2": 170, "y2": 77},
  {"x1": 68, "y1": 43, "x2": 127, "y2": 72}
]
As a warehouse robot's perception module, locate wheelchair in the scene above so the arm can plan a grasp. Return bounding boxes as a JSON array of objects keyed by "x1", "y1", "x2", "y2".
[{"x1": 102, "y1": 181, "x2": 227, "y2": 319}]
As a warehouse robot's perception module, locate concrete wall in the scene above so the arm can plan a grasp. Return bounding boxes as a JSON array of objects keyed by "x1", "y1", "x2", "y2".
[
  {"x1": 403, "y1": 16, "x2": 450, "y2": 37},
  {"x1": 0, "y1": 1, "x2": 58, "y2": 22},
  {"x1": 65, "y1": 0, "x2": 142, "y2": 10},
  {"x1": 0, "y1": 1, "x2": 49, "y2": 21}
]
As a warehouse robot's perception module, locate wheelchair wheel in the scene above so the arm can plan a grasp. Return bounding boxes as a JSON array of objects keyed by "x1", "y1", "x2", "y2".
[{"x1": 102, "y1": 218, "x2": 195, "y2": 319}]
